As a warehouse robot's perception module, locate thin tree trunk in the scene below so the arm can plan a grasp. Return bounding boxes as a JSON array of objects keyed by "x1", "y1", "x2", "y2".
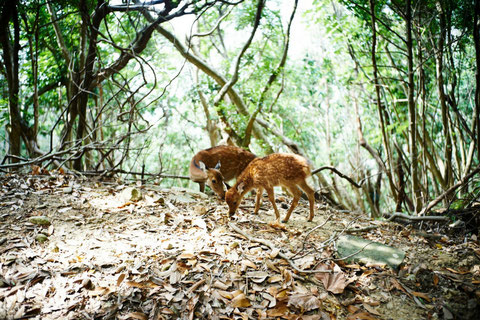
[
  {"x1": 195, "y1": 69, "x2": 220, "y2": 147},
  {"x1": 0, "y1": 1, "x2": 22, "y2": 163},
  {"x1": 474, "y1": 0, "x2": 480, "y2": 162},
  {"x1": 406, "y1": 0, "x2": 422, "y2": 212},
  {"x1": 369, "y1": 0, "x2": 398, "y2": 204},
  {"x1": 435, "y1": 1, "x2": 453, "y2": 192}
]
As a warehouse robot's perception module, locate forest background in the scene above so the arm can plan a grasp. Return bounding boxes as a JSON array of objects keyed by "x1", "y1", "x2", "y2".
[{"x1": 1, "y1": 0, "x2": 479, "y2": 219}]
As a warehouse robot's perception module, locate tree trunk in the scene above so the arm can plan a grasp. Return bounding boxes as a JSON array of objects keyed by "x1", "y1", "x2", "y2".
[
  {"x1": 195, "y1": 70, "x2": 220, "y2": 147},
  {"x1": 74, "y1": 0, "x2": 108, "y2": 170},
  {"x1": 435, "y1": 1, "x2": 453, "y2": 192},
  {"x1": 406, "y1": 0, "x2": 422, "y2": 212},
  {"x1": 1, "y1": 1, "x2": 22, "y2": 163},
  {"x1": 474, "y1": 0, "x2": 480, "y2": 162},
  {"x1": 368, "y1": 0, "x2": 398, "y2": 204}
]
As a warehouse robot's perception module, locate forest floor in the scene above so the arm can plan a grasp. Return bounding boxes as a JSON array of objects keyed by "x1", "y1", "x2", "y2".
[{"x1": 0, "y1": 172, "x2": 479, "y2": 320}]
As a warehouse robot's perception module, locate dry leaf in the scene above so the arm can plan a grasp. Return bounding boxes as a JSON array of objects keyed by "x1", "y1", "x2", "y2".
[
  {"x1": 287, "y1": 293, "x2": 321, "y2": 311},
  {"x1": 282, "y1": 269, "x2": 293, "y2": 287},
  {"x1": 230, "y1": 293, "x2": 251, "y2": 308},
  {"x1": 362, "y1": 303, "x2": 381, "y2": 316},
  {"x1": 270, "y1": 248, "x2": 280, "y2": 258},
  {"x1": 315, "y1": 263, "x2": 347, "y2": 294},
  {"x1": 178, "y1": 252, "x2": 195, "y2": 259},
  {"x1": 126, "y1": 280, "x2": 158, "y2": 289},
  {"x1": 88, "y1": 286, "x2": 111, "y2": 296},
  {"x1": 445, "y1": 267, "x2": 470, "y2": 275},
  {"x1": 296, "y1": 255, "x2": 316, "y2": 269},
  {"x1": 266, "y1": 259, "x2": 280, "y2": 272},
  {"x1": 268, "y1": 221, "x2": 288, "y2": 231},
  {"x1": 212, "y1": 280, "x2": 230, "y2": 290},
  {"x1": 389, "y1": 278, "x2": 411, "y2": 297},
  {"x1": 347, "y1": 305, "x2": 361, "y2": 314},
  {"x1": 117, "y1": 274, "x2": 126, "y2": 286},
  {"x1": 412, "y1": 291, "x2": 431, "y2": 302},
  {"x1": 241, "y1": 259, "x2": 257, "y2": 270},
  {"x1": 268, "y1": 274, "x2": 283, "y2": 283},
  {"x1": 267, "y1": 300, "x2": 289, "y2": 317},
  {"x1": 217, "y1": 290, "x2": 234, "y2": 299},
  {"x1": 125, "y1": 312, "x2": 148, "y2": 320}
]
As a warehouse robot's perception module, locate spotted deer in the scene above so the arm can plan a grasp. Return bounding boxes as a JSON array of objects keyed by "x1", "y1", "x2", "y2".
[
  {"x1": 189, "y1": 145, "x2": 256, "y2": 199},
  {"x1": 225, "y1": 153, "x2": 315, "y2": 222}
]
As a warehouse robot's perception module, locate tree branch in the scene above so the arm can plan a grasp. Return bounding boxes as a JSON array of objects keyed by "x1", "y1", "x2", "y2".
[
  {"x1": 312, "y1": 166, "x2": 363, "y2": 188},
  {"x1": 212, "y1": 0, "x2": 264, "y2": 105},
  {"x1": 419, "y1": 164, "x2": 480, "y2": 216},
  {"x1": 243, "y1": 0, "x2": 297, "y2": 148}
]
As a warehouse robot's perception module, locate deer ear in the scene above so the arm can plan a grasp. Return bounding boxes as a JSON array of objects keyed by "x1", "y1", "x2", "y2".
[
  {"x1": 214, "y1": 161, "x2": 221, "y2": 170},
  {"x1": 237, "y1": 182, "x2": 245, "y2": 194},
  {"x1": 198, "y1": 161, "x2": 207, "y2": 172}
]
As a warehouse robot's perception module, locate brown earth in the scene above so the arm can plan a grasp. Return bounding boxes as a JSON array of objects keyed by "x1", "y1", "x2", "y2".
[{"x1": 0, "y1": 173, "x2": 479, "y2": 319}]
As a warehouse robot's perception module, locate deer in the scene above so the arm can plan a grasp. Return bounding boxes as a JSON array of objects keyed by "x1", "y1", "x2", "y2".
[
  {"x1": 189, "y1": 145, "x2": 257, "y2": 199},
  {"x1": 225, "y1": 153, "x2": 315, "y2": 223}
]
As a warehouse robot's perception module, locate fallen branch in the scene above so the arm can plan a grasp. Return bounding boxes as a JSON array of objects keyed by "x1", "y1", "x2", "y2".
[
  {"x1": 228, "y1": 222, "x2": 334, "y2": 274},
  {"x1": 344, "y1": 225, "x2": 379, "y2": 233},
  {"x1": 82, "y1": 170, "x2": 190, "y2": 180},
  {"x1": 385, "y1": 212, "x2": 449, "y2": 222},
  {"x1": 419, "y1": 164, "x2": 480, "y2": 216}
]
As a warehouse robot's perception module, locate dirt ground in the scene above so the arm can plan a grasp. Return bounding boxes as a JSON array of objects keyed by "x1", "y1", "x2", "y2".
[{"x1": 0, "y1": 173, "x2": 479, "y2": 319}]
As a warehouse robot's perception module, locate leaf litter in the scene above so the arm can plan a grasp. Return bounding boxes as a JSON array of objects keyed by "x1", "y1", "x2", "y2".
[{"x1": 0, "y1": 173, "x2": 479, "y2": 319}]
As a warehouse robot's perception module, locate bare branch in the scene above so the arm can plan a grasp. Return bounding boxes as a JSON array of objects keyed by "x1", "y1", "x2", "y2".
[
  {"x1": 212, "y1": 0, "x2": 264, "y2": 105},
  {"x1": 312, "y1": 166, "x2": 363, "y2": 188},
  {"x1": 243, "y1": 0, "x2": 297, "y2": 148},
  {"x1": 419, "y1": 164, "x2": 480, "y2": 216}
]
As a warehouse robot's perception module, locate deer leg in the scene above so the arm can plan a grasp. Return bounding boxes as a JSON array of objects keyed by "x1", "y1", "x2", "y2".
[
  {"x1": 199, "y1": 182, "x2": 205, "y2": 193},
  {"x1": 265, "y1": 187, "x2": 280, "y2": 221},
  {"x1": 299, "y1": 180, "x2": 315, "y2": 221},
  {"x1": 282, "y1": 186, "x2": 302, "y2": 223},
  {"x1": 254, "y1": 187, "x2": 264, "y2": 214}
]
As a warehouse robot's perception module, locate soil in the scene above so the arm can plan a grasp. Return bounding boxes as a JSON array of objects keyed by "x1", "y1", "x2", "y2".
[{"x1": 0, "y1": 173, "x2": 479, "y2": 319}]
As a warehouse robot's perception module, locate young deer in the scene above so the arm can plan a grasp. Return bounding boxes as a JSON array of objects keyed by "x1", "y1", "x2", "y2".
[
  {"x1": 189, "y1": 145, "x2": 256, "y2": 199},
  {"x1": 225, "y1": 153, "x2": 315, "y2": 223}
]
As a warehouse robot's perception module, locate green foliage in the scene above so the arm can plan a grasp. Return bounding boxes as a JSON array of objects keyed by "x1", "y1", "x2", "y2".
[{"x1": 1, "y1": 0, "x2": 478, "y2": 213}]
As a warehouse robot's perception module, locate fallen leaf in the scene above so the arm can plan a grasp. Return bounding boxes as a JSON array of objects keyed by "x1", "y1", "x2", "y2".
[
  {"x1": 268, "y1": 275, "x2": 283, "y2": 283},
  {"x1": 246, "y1": 271, "x2": 268, "y2": 283},
  {"x1": 347, "y1": 305, "x2": 361, "y2": 314},
  {"x1": 241, "y1": 259, "x2": 257, "y2": 270},
  {"x1": 125, "y1": 312, "x2": 148, "y2": 320},
  {"x1": 88, "y1": 286, "x2": 111, "y2": 296},
  {"x1": 230, "y1": 293, "x2": 251, "y2": 308},
  {"x1": 296, "y1": 255, "x2": 316, "y2": 269},
  {"x1": 267, "y1": 300, "x2": 289, "y2": 317},
  {"x1": 126, "y1": 280, "x2": 159, "y2": 289},
  {"x1": 217, "y1": 290, "x2": 234, "y2": 299},
  {"x1": 178, "y1": 252, "x2": 195, "y2": 259},
  {"x1": 268, "y1": 221, "x2": 288, "y2": 231},
  {"x1": 270, "y1": 248, "x2": 280, "y2": 258},
  {"x1": 287, "y1": 293, "x2": 321, "y2": 311},
  {"x1": 412, "y1": 291, "x2": 431, "y2": 302},
  {"x1": 315, "y1": 262, "x2": 347, "y2": 294},
  {"x1": 363, "y1": 303, "x2": 381, "y2": 316},
  {"x1": 117, "y1": 274, "x2": 126, "y2": 286},
  {"x1": 445, "y1": 267, "x2": 470, "y2": 275},
  {"x1": 390, "y1": 278, "x2": 411, "y2": 297}
]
